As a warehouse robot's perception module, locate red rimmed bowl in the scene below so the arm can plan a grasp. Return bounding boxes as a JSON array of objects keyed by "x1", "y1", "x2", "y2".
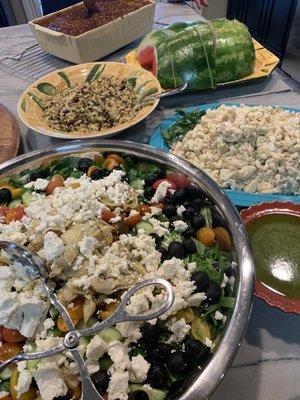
[{"x1": 241, "y1": 201, "x2": 300, "y2": 314}]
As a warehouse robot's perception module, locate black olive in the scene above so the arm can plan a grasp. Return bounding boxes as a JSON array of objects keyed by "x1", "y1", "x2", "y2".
[
  {"x1": 155, "y1": 169, "x2": 166, "y2": 180},
  {"x1": 91, "y1": 370, "x2": 109, "y2": 394},
  {"x1": 225, "y1": 266, "x2": 235, "y2": 278},
  {"x1": 185, "y1": 339, "x2": 208, "y2": 365},
  {"x1": 191, "y1": 215, "x2": 205, "y2": 230},
  {"x1": 150, "y1": 343, "x2": 172, "y2": 363},
  {"x1": 90, "y1": 169, "x2": 109, "y2": 180},
  {"x1": 172, "y1": 188, "x2": 186, "y2": 203},
  {"x1": 211, "y1": 209, "x2": 227, "y2": 229},
  {"x1": 182, "y1": 207, "x2": 195, "y2": 220},
  {"x1": 182, "y1": 227, "x2": 196, "y2": 238},
  {"x1": 0, "y1": 188, "x2": 12, "y2": 204},
  {"x1": 147, "y1": 364, "x2": 166, "y2": 389},
  {"x1": 182, "y1": 200, "x2": 191, "y2": 209},
  {"x1": 129, "y1": 391, "x2": 150, "y2": 400},
  {"x1": 116, "y1": 221, "x2": 130, "y2": 234},
  {"x1": 168, "y1": 215, "x2": 183, "y2": 223},
  {"x1": 185, "y1": 186, "x2": 206, "y2": 200},
  {"x1": 164, "y1": 196, "x2": 177, "y2": 205},
  {"x1": 144, "y1": 186, "x2": 154, "y2": 200},
  {"x1": 149, "y1": 233, "x2": 162, "y2": 248},
  {"x1": 191, "y1": 271, "x2": 210, "y2": 292},
  {"x1": 212, "y1": 261, "x2": 221, "y2": 270},
  {"x1": 141, "y1": 323, "x2": 161, "y2": 347},
  {"x1": 163, "y1": 204, "x2": 177, "y2": 218},
  {"x1": 78, "y1": 157, "x2": 94, "y2": 173},
  {"x1": 192, "y1": 198, "x2": 208, "y2": 210},
  {"x1": 29, "y1": 171, "x2": 43, "y2": 181},
  {"x1": 158, "y1": 247, "x2": 169, "y2": 262},
  {"x1": 206, "y1": 283, "x2": 222, "y2": 304},
  {"x1": 168, "y1": 242, "x2": 185, "y2": 259},
  {"x1": 144, "y1": 175, "x2": 157, "y2": 187},
  {"x1": 167, "y1": 351, "x2": 189, "y2": 375},
  {"x1": 182, "y1": 238, "x2": 197, "y2": 255}
]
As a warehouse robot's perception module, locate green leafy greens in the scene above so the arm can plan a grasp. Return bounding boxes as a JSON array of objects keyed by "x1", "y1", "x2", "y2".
[{"x1": 161, "y1": 109, "x2": 206, "y2": 147}]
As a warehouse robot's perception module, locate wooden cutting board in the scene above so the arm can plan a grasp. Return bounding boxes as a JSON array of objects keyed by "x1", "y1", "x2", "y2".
[{"x1": 0, "y1": 104, "x2": 20, "y2": 164}]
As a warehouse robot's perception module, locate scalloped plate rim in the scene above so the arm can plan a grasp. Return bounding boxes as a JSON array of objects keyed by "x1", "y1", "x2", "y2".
[{"x1": 149, "y1": 102, "x2": 300, "y2": 207}]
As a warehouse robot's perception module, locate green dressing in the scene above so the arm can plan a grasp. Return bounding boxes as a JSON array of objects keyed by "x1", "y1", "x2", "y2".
[{"x1": 247, "y1": 213, "x2": 300, "y2": 299}]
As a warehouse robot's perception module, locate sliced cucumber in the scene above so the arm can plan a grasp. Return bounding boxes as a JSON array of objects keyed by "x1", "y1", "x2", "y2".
[
  {"x1": 0, "y1": 380, "x2": 10, "y2": 392},
  {"x1": 135, "y1": 221, "x2": 154, "y2": 235},
  {"x1": 98, "y1": 327, "x2": 122, "y2": 344},
  {"x1": 21, "y1": 190, "x2": 32, "y2": 206},
  {"x1": 130, "y1": 384, "x2": 167, "y2": 400},
  {"x1": 76, "y1": 316, "x2": 98, "y2": 330},
  {"x1": 49, "y1": 306, "x2": 59, "y2": 320},
  {"x1": 161, "y1": 231, "x2": 182, "y2": 249},
  {"x1": 99, "y1": 356, "x2": 113, "y2": 371},
  {"x1": 8, "y1": 198, "x2": 22, "y2": 208},
  {"x1": 26, "y1": 343, "x2": 40, "y2": 371}
]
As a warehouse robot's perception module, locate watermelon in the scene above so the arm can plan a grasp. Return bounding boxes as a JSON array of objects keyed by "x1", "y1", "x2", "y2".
[{"x1": 137, "y1": 19, "x2": 255, "y2": 90}]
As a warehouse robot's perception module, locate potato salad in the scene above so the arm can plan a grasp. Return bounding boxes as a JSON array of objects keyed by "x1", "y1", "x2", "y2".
[{"x1": 0, "y1": 153, "x2": 236, "y2": 400}]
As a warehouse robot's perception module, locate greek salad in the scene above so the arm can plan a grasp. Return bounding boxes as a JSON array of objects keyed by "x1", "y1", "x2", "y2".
[{"x1": 0, "y1": 152, "x2": 236, "y2": 400}]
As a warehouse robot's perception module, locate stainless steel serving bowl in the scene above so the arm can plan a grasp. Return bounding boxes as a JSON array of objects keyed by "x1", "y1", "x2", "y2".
[{"x1": 0, "y1": 140, "x2": 255, "y2": 400}]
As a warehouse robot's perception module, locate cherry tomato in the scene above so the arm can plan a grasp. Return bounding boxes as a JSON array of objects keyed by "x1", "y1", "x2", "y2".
[
  {"x1": 102, "y1": 159, "x2": 119, "y2": 170},
  {"x1": 196, "y1": 227, "x2": 215, "y2": 246},
  {"x1": 124, "y1": 213, "x2": 142, "y2": 228},
  {"x1": 51, "y1": 174, "x2": 64, "y2": 183},
  {"x1": 45, "y1": 180, "x2": 64, "y2": 195},
  {"x1": 139, "y1": 204, "x2": 151, "y2": 216},
  {"x1": 10, "y1": 368, "x2": 37, "y2": 400},
  {"x1": 3, "y1": 329, "x2": 25, "y2": 343},
  {"x1": 98, "y1": 302, "x2": 118, "y2": 321},
  {"x1": 93, "y1": 154, "x2": 105, "y2": 166},
  {"x1": 0, "y1": 343, "x2": 22, "y2": 362},
  {"x1": 57, "y1": 297, "x2": 84, "y2": 333},
  {"x1": 152, "y1": 179, "x2": 177, "y2": 192},
  {"x1": 101, "y1": 209, "x2": 116, "y2": 223},
  {"x1": 0, "y1": 206, "x2": 8, "y2": 217},
  {"x1": 166, "y1": 172, "x2": 191, "y2": 189},
  {"x1": 5, "y1": 206, "x2": 25, "y2": 224},
  {"x1": 106, "y1": 154, "x2": 124, "y2": 165},
  {"x1": 214, "y1": 227, "x2": 232, "y2": 252}
]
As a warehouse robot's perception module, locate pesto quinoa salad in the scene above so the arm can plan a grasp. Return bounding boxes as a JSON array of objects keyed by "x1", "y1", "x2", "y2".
[{"x1": 0, "y1": 153, "x2": 236, "y2": 400}]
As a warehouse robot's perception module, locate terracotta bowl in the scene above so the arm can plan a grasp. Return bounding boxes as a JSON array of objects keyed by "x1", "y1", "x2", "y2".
[{"x1": 241, "y1": 201, "x2": 300, "y2": 314}]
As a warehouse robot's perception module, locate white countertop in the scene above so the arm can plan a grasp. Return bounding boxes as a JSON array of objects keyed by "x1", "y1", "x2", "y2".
[{"x1": 0, "y1": 4, "x2": 299, "y2": 399}]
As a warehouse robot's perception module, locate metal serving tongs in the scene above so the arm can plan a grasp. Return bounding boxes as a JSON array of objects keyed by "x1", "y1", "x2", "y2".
[{"x1": 0, "y1": 241, "x2": 175, "y2": 400}]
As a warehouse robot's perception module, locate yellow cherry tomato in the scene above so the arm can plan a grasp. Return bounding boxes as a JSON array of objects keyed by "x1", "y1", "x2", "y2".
[
  {"x1": 196, "y1": 227, "x2": 215, "y2": 246},
  {"x1": 93, "y1": 154, "x2": 105, "y2": 166},
  {"x1": 102, "y1": 158, "x2": 119, "y2": 170},
  {"x1": 213, "y1": 227, "x2": 232, "y2": 252},
  {"x1": 57, "y1": 298, "x2": 84, "y2": 332},
  {"x1": 98, "y1": 302, "x2": 118, "y2": 321}
]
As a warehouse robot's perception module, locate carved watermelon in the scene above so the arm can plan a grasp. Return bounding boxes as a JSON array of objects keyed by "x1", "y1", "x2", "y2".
[{"x1": 136, "y1": 19, "x2": 255, "y2": 90}]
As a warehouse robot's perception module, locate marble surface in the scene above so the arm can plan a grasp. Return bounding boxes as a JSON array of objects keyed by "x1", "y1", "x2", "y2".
[{"x1": 0, "y1": 4, "x2": 299, "y2": 399}]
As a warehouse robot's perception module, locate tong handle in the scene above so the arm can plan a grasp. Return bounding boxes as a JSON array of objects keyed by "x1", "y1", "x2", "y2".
[{"x1": 78, "y1": 278, "x2": 174, "y2": 337}]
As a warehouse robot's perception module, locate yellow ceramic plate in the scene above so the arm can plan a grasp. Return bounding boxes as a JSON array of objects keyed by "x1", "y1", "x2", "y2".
[
  {"x1": 18, "y1": 62, "x2": 161, "y2": 139},
  {"x1": 125, "y1": 39, "x2": 280, "y2": 89}
]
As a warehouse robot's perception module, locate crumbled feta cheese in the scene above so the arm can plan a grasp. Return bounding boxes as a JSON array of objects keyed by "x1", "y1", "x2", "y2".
[
  {"x1": 214, "y1": 311, "x2": 224, "y2": 321},
  {"x1": 173, "y1": 220, "x2": 188, "y2": 232},
  {"x1": 32, "y1": 361, "x2": 68, "y2": 400},
  {"x1": 129, "y1": 355, "x2": 150, "y2": 383},
  {"x1": 116, "y1": 322, "x2": 141, "y2": 344},
  {"x1": 43, "y1": 231, "x2": 64, "y2": 263},
  {"x1": 221, "y1": 274, "x2": 229, "y2": 288},
  {"x1": 16, "y1": 369, "x2": 32, "y2": 396},
  {"x1": 86, "y1": 335, "x2": 107, "y2": 360},
  {"x1": 151, "y1": 181, "x2": 172, "y2": 203},
  {"x1": 107, "y1": 371, "x2": 129, "y2": 400},
  {"x1": 167, "y1": 318, "x2": 191, "y2": 343},
  {"x1": 177, "y1": 205, "x2": 186, "y2": 216},
  {"x1": 79, "y1": 236, "x2": 99, "y2": 258},
  {"x1": 109, "y1": 216, "x2": 122, "y2": 223},
  {"x1": 204, "y1": 338, "x2": 213, "y2": 348},
  {"x1": 33, "y1": 178, "x2": 49, "y2": 191},
  {"x1": 108, "y1": 341, "x2": 130, "y2": 372}
]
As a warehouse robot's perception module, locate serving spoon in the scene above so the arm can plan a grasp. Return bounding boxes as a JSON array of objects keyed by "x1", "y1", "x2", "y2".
[{"x1": 0, "y1": 241, "x2": 174, "y2": 400}]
